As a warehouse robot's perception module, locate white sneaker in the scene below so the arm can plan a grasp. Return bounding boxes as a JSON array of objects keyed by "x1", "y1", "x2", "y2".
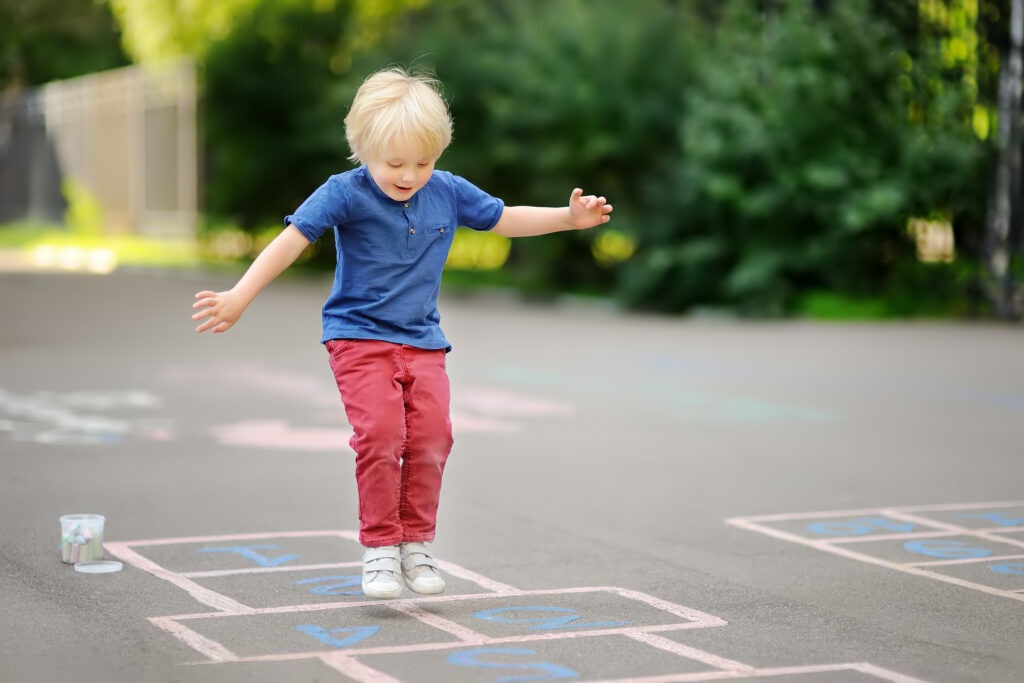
[
  {"x1": 400, "y1": 542, "x2": 446, "y2": 595},
  {"x1": 361, "y1": 545, "x2": 403, "y2": 599}
]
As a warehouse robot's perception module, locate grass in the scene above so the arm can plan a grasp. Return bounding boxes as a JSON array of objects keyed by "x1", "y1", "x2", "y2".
[
  {"x1": 797, "y1": 291, "x2": 892, "y2": 320},
  {"x1": 0, "y1": 221, "x2": 205, "y2": 272}
]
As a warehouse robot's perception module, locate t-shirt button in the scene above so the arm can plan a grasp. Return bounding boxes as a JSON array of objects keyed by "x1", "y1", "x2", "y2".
[
  {"x1": 404, "y1": 202, "x2": 410, "y2": 208},
  {"x1": 410, "y1": 228, "x2": 416, "y2": 234}
]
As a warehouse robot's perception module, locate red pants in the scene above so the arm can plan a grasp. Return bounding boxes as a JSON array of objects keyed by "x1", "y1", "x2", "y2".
[{"x1": 326, "y1": 339, "x2": 453, "y2": 547}]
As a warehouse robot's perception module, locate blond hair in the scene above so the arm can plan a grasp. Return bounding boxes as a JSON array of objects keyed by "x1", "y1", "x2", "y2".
[{"x1": 344, "y1": 67, "x2": 453, "y2": 165}]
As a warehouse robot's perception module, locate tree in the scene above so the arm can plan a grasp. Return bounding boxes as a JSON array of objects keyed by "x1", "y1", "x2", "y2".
[
  {"x1": 0, "y1": 0, "x2": 128, "y2": 90},
  {"x1": 104, "y1": 0, "x2": 428, "y2": 233},
  {"x1": 618, "y1": 0, "x2": 986, "y2": 315},
  {"x1": 984, "y1": 0, "x2": 1024, "y2": 317},
  {"x1": 105, "y1": 0, "x2": 428, "y2": 65}
]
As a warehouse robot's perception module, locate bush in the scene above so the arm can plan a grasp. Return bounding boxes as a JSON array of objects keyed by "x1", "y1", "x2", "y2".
[
  {"x1": 617, "y1": 0, "x2": 987, "y2": 315},
  {"x1": 202, "y1": 1, "x2": 355, "y2": 230}
]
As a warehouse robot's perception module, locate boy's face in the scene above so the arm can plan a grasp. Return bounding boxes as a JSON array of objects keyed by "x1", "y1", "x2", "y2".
[{"x1": 366, "y1": 135, "x2": 437, "y2": 203}]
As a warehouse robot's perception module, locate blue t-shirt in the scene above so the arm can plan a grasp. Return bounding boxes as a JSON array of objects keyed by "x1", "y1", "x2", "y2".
[{"x1": 285, "y1": 166, "x2": 504, "y2": 350}]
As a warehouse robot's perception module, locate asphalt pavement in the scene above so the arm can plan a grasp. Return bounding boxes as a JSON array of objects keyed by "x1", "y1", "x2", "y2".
[{"x1": 1, "y1": 268, "x2": 1022, "y2": 683}]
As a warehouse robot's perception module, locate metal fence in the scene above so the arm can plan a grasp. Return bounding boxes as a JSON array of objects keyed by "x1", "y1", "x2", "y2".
[{"x1": 0, "y1": 60, "x2": 197, "y2": 238}]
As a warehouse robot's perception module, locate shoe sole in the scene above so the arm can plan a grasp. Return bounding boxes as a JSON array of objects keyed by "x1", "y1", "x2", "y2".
[
  {"x1": 362, "y1": 581, "x2": 403, "y2": 600},
  {"x1": 403, "y1": 575, "x2": 445, "y2": 595}
]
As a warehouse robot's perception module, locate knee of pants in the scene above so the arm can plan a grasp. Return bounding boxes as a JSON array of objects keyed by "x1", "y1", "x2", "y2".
[
  {"x1": 351, "y1": 423, "x2": 405, "y2": 460},
  {"x1": 410, "y1": 423, "x2": 453, "y2": 460},
  {"x1": 405, "y1": 436, "x2": 454, "y2": 466}
]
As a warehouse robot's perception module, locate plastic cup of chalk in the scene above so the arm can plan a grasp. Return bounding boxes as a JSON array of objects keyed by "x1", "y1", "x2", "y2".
[{"x1": 58, "y1": 513, "x2": 122, "y2": 573}]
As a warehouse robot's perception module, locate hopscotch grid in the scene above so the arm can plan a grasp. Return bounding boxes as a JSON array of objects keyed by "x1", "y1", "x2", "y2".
[
  {"x1": 728, "y1": 502, "x2": 1024, "y2": 604},
  {"x1": 157, "y1": 586, "x2": 724, "y2": 624},
  {"x1": 119, "y1": 529, "x2": 932, "y2": 682}
]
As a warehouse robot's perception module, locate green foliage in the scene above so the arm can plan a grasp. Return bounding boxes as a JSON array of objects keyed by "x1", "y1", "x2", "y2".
[
  {"x1": 617, "y1": 0, "x2": 987, "y2": 315},
  {"x1": 62, "y1": 178, "x2": 103, "y2": 238},
  {"x1": 202, "y1": 1, "x2": 357, "y2": 228},
  {"x1": 368, "y1": 0, "x2": 698, "y2": 292},
  {"x1": 0, "y1": 0, "x2": 129, "y2": 89},
  {"x1": 106, "y1": 0, "x2": 267, "y2": 65},
  {"x1": 105, "y1": 0, "x2": 426, "y2": 65},
  {"x1": 91, "y1": 0, "x2": 995, "y2": 316}
]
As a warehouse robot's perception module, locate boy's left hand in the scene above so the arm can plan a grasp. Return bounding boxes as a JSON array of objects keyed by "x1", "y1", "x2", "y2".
[{"x1": 569, "y1": 188, "x2": 613, "y2": 230}]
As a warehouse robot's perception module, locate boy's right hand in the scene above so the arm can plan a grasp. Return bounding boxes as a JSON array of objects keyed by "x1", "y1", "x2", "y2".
[{"x1": 192, "y1": 289, "x2": 244, "y2": 334}]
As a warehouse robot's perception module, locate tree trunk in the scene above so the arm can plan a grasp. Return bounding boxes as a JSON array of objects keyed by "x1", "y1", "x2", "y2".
[{"x1": 986, "y1": 0, "x2": 1024, "y2": 319}]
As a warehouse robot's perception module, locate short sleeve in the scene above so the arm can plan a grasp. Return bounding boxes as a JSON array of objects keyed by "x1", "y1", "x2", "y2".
[
  {"x1": 450, "y1": 173, "x2": 504, "y2": 231},
  {"x1": 284, "y1": 175, "x2": 349, "y2": 242}
]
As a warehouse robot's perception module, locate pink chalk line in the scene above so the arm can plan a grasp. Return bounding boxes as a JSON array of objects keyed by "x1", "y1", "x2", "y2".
[
  {"x1": 181, "y1": 561, "x2": 362, "y2": 579},
  {"x1": 727, "y1": 500, "x2": 1024, "y2": 523},
  {"x1": 581, "y1": 662, "x2": 930, "y2": 683},
  {"x1": 148, "y1": 616, "x2": 238, "y2": 663},
  {"x1": 113, "y1": 529, "x2": 360, "y2": 547},
  {"x1": 386, "y1": 602, "x2": 492, "y2": 642},
  {"x1": 825, "y1": 527, "x2": 1024, "y2": 545},
  {"x1": 907, "y1": 553, "x2": 1024, "y2": 568},
  {"x1": 624, "y1": 631, "x2": 754, "y2": 672},
  {"x1": 319, "y1": 653, "x2": 404, "y2": 683}
]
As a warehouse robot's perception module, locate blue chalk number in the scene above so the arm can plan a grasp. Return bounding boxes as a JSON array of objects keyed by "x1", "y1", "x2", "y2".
[
  {"x1": 198, "y1": 544, "x2": 299, "y2": 567},
  {"x1": 805, "y1": 517, "x2": 915, "y2": 537},
  {"x1": 473, "y1": 606, "x2": 628, "y2": 631},
  {"x1": 294, "y1": 575, "x2": 363, "y2": 596},
  {"x1": 447, "y1": 647, "x2": 579, "y2": 682},
  {"x1": 296, "y1": 624, "x2": 379, "y2": 649},
  {"x1": 903, "y1": 540, "x2": 992, "y2": 559}
]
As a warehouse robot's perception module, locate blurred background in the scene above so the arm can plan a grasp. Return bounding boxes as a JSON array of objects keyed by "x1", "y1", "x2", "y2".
[{"x1": 1, "y1": 0, "x2": 1022, "y2": 320}]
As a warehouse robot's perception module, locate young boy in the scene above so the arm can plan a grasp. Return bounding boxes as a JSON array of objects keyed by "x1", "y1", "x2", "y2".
[{"x1": 191, "y1": 67, "x2": 612, "y2": 599}]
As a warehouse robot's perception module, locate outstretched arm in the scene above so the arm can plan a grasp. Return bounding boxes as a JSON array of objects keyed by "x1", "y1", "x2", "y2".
[
  {"x1": 491, "y1": 188, "x2": 612, "y2": 238},
  {"x1": 191, "y1": 225, "x2": 311, "y2": 334}
]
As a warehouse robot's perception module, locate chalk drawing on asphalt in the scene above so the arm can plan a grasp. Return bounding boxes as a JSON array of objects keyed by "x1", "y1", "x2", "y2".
[{"x1": 103, "y1": 530, "x2": 931, "y2": 682}]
